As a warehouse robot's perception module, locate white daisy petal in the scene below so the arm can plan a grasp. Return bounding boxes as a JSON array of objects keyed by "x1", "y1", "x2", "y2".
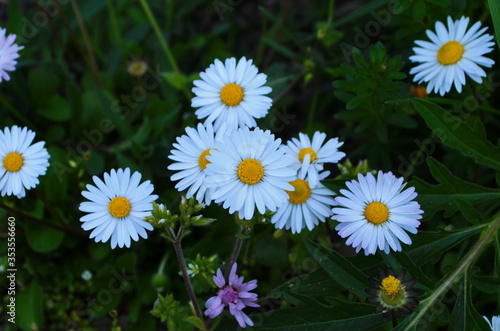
[
  {"x1": 191, "y1": 57, "x2": 272, "y2": 131},
  {"x1": 205, "y1": 127, "x2": 294, "y2": 220},
  {"x1": 331, "y1": 172, "x2": 423, "y2": 255},
  {"x1": 0, "y1": 126, "x2": 50, "y2": 198},
  {"x1": 410, "y1": 16, "x2": 495, "y2": 95},
  {"x1": 79, "y1": 168, "x2": 156, "y2": 249}
]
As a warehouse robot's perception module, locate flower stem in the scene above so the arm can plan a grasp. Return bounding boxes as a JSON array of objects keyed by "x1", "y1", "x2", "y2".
[
  {"x1": 169, "y1": 227, "x2": 204, "y2": 324},
  {"x1": 0, "y1": 202, "x2": 86, "y2": 237},
  {"x1": 224, "y1": 226, "x2": 249, "y2": 280},
  {"x1": 403, "y1": 213, "x2": 500, "y2": 330},
  {"x1": 402, "y1": 133, "x2": 434, "y2": 179},
  {"x1": 69, "y1": 0, "x2": 103, "y2": 88}
]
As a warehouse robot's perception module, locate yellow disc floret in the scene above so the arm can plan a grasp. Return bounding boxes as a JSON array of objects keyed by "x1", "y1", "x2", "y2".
[
  {"x1": 198, "y1": 149, "x2": 214, "y2": 171},
  {"x1": 298, "y1": 147, "x2": 317, "y2": 163},
  {"x1": 437, "y1": 41, "x2": 464, "y2": 65},
  {"x1": 381, "y1": 275, "x2": 402, "y2": 296},
  {"x1": 364, "y1": 201, "x2": 389, "y2": 225},
  {"x1": 237, "y1": 158, "x2": 264, "y2": 185},
  {"x1": 3, "y1": 152, "x2": 24, "y2": 172},
  {"x1": 108, "y1": 197, "x2": 132, "y2": 218},
  {"x1": 220, "y1": 83, "x2": 244, "y2": 106},
  {"x1": 286, "y1": 179, "x2": 312, "y2": 204}
]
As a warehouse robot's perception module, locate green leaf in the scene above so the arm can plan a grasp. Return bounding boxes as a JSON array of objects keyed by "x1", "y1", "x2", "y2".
[
  {"x1": 346, "y1": 92, "x2": 371, "y2": 109},
  {"x1": 162, "y1": 71, "x2": 189, "y2": 90},
  {"x1": 407, "y1": 226, "x2": 484, "y2": 265},
  {"x1": 24, "y1": 201, "x2": 65, "y2": 253},
  {"x1": 450, "y1": 276, "x2": 492, "y2": 330},
  {"x1": 305, "y1": 239, "x2": 370, "y2": 298},
  {"x1": 413, "y1": 99, "x2": 500, "y2": 170},
  {"x1": 37, "y1": 95, "x2": 72, "y2": 121},
  {"x1": 471, "y1": 274, "x2": 500, "y2": 293},
  {"x1": 381, "y1": 251, "x2": 434, "y2": 289},
  {"x1": 16, "y1": 282, "x2": 45, "y2": 330},
  {"x1": 413, "y1": 0, "x2": 427, "y2": 21},
  {"x1": 271, "y1": 268, "x2": 344, "y2": 298},
  {"x1": 455, "y1": 199, "x2": 484, "y2": 224},
  {"x1": 185, "y1": 316, "x2": 205, "y2": 330},
  {"x1": 261, "y1": 36, "x2": 301, "y2": 61},
  {"x1": 412, "y1": 158, "x2": 500, "y2": 218},
  {"x1": 488, "y1": 0, "x2": 500, "y2": 50}
]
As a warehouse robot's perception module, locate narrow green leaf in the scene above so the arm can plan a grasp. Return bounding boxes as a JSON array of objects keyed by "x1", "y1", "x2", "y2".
[
  {"x1": 261, "y1": 36, "x2": 301, "y2": 61},
  {"x1": 488, "y1": 0, "x2": 500, "y2": 50},
  {"x1": 471, "y1": 274, "x2": 500, "y2": 293},
  {"x1": 381, "y1": 251, "x2": 434, "y2": 289},
  {"x1": 413, "y1": 99, "x2": 500, "y2": 170},
  {"x1": 455, "y1": 199, "x2": 484, "y2": 224},
  {"x1": 304, "y1": 239, "x2": 370, "y2": 298},
  {"x1": 412, "y1": 158, "x2": 500, "y2": 218},
  {"x1": 16, "y1": 282, "x2": 45, "y2": 330},
  {"x1": 449, "y1": 277, "x2": 467, "y2": 330},
  {"x1": 407, "y1": 226, "x2": 484, "y2": 265},
  {"x1": 346, "y1": 92, "x2": 371, "y2": 109}
]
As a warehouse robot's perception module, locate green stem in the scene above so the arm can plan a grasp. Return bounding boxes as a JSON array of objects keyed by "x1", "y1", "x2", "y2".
[
  {"x1": 106, "y1": 0, "x2": 122, "y2": 46},
  {"x1": 139, "y1": 0, "x2": 192, "y2": 99},
  {"x1": 402, "y1": 134, "x2": 434, "y2": 179},
  {"x1": 0, "y1": 98, "x2": 35, "y2": 128},
  {"x1": 169, "y1": 227, "x2": 204, "y2": 325},
  {"x1": 0, "y1": 202, "x2": 86, "y2": 237},
  {"x1": 69, "y1": 0, "x2": 103, "y2": 88},
  {"x1": 305, "y1": 81, "x2": 319, "y2": 134},
  {"x1": 327, "y1": 0, "x2": 335, "y2": 24},
  {"x1": 224, "y1": 226, "x2": 248, "y2": 280},
  {"x1": 403, "y1": 213, "x2": 500, "y2": 331}
]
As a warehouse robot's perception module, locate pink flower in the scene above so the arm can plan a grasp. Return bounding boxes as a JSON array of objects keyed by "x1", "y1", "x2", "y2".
[{"x1": 204, "y1": 263, "x2": 259, "y2": 328}]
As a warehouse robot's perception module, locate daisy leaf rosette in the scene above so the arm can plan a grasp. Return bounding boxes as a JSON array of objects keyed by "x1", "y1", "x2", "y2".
[
  {"x1": 410, "y1": 16, "x2": 495, "y2": 96},
  {"x1": 191, "y1": 57, "x2": 272, "y2": 132},
  {"x1": 204, "y1": 127, "x2": 295, "y2": 220},
  {"x1": 286, "y1": 131, "x2": 345, "y2": 188},
  {"x1": 79, "y1": 168, "x2": 158, "y2": 249},
  {"x1": 0, "y1": 27, "x2": 24, "y2": 82},
  {"x1": 332, "y1": 171, "x2": 423, "y2": 255},
  {"x1": 272, "y1": 171, "x2": 336, "y2": 234},
  {"x1": 0, "y1": 126, "x2": 50, "y2": 198}
]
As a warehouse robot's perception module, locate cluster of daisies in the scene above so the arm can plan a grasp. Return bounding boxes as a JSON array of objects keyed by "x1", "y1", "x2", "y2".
[
  {"x1": 168, "y1": 56, "x2": 424, "y2": 259},
  {"x1": 1, "y1": 15, "x2": 498, "y2": 329}
]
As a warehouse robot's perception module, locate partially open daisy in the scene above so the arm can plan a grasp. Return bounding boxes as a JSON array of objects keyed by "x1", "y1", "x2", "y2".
[
  {"x1": 286, "y1": 131, "x2": 345, "y2": 188},
  {"x1": 205, "y1": 127, "x2": 295, "y2": 220},
  {"x1": 79, "y1": 168, "x2": 158, "y2": 249},
  {"x1": 0, "y1": 28, "x2": 23, "y2": 82},
  {"x1": 191, "y1": 57, "x2": 272, "y2": 131},
  {"x1": 365, "y1": 268, "x2": 420, "y2": 318},
  {"x1": 332, "y1": 171, "x2": 423, "y2": 255},
  {"x1": 410, "y1": 16, "x2": 495, "y2": 96},
  {"x1": 483, "y1": 315, "x2": 500, "y2": 331},
  {"x1": 0, "y1": 126, "x2": 50, "y2": 198},
  {"x1": 205, "y1": 263, "x2": 259, "y2": 328},
  {"x1": 127, "y1": 59, "x2": 148, "y2": 77},
  {"x1": 272, "y1": 171, "x2": 335, "y2": 234},
  {"x1": 168, "y1": 123, "x2": 223, "y2": 205}
]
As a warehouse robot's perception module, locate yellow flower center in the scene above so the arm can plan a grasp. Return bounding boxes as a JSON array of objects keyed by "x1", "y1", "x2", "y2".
[
  {"x1": 237, "y1": 158, "x2": 264, "y2": 185},
  {"x1": 298, "y1": 147, "x2": 317, "y2": 163},
  {"x1": 437, "y1": 41, "x2": 464, "y2": 65},
  {"x1": 108, "y1": 197, "x2": 132, "y2": 219},
  {"x1": 198, "y1": 149, "x2": 215, "y2": 171},
  {"x1": 364, "y1": 201, "x2": 389, "y2": 225},
  {"x1": 220, "y1": 83, "x2": 244, "y2": 106},
  {"x1": 381, "y1": 275, "x2": 402, "y2": 296},
  {"x1": 127, "y1": 60, "x2": 148, "y2": 76},
  {"x1": 379, "y1": 275, "x2": 406, "y2": 307},
  {"x1": 286, "y1": 179, "x2": 312, "y2": 204},
  {"x1": 3, "y1": 152, "x2": 24, "y2": 172}
]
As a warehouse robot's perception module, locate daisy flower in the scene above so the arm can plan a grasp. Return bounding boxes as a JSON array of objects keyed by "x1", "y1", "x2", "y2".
[
  {"x1": 205, "y1": 263, "x2": 258, "y2": 328},
  {"x1": 286, "y1": 131, "x2": 345, "y2": 188},
  {"x1": 271, "y1": 171, "x2": 336, "y2": 234},
  {"x1": 0, "y1": 27, "x2": 23, "y2": 82},
  {"x1": 0, "y1": 126, "x2": 50, "y2": 198},
  {"x1": 191, "y1": 57, "x2": 272, "y2": 131},
  {"x1": 410, "y1": 16, "x2": 495, "y2": 96},
  {"x1": 79, "y1": 168, "x2": 158, "y2": 249},
  {"x1": 365, "y1": 268, "x2": 420, "y2": 318},
  {"x1": 484, "y1": 315, "x2": 500, "y2": 331},
  {"x1": 205, "y1": 127, "x2": 295, "y2": 220},
  {"x1": 332, "y1": 171, "x2": 423, "y2": 255},
  {"x1": 168, "y1": 122, "x2": 225, "y2": 205}
]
